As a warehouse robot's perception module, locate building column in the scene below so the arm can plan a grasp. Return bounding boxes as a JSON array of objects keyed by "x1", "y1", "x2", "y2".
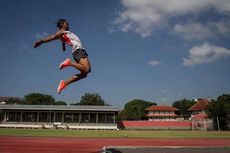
[
  {"x1": 14, "y1": 112, "x2": 17, "y2": 121},
  {"x1": 20, "y1": 112, "x2": 23, "y2": 122},
  {"x1": 105, "y1": 113, "x2": 107, "y2": 123},
  {"x1": 113, "y1": 112, "x2": 115, "y2": 124},
  {"x1": 62, "y1": 112, "x2": 64, "y2": 123},
  {"x1": 54, "y1": 112, "x2": 56, "y2": 122},
  {"x1": 37, "y1": 112, "x2": 39, "y2": 122},
  {"x1": 96, "y1": 113, "x2": 98, "y2": 124},
  {"x1": 88, "y1": 113, "x2": 90, "y2": 123},
  {"x1": 3, "y1": 111, "x2": 7, "y2": 122},
  {"x1": 79, "y1": 113, "x2": 81, "y2": 123},
  {"x1": 47, "y1": 112, "x2": 49, "y2": 122}
]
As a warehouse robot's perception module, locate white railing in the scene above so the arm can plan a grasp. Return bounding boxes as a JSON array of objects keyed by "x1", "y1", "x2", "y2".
[{"x1": 0, "y1": 123, "x2": 118, "y2": 130}]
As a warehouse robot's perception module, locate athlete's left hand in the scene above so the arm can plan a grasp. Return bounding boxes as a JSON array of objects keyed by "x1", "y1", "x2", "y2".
[{"x1": 34, "y1": 40, "x2": 43, "y2": 48}]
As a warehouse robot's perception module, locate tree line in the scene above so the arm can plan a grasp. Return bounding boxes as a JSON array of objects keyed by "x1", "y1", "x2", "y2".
[
  {"x1": 3, "y1": 93, "x2": 107, "y2": 106},
  {"x1": 1, "y1": 92, "x2": 230, "y2": 130}
]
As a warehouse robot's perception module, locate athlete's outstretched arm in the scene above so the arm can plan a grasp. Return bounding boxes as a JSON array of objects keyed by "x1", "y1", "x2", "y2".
[{"x1": 34, "y1": 31, "x2": 63, "y2": 48}]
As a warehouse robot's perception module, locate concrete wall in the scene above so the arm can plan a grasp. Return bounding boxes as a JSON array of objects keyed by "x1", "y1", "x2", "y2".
[{"x1": 118, "y1": 121, "x2": 192, "y2": 130}]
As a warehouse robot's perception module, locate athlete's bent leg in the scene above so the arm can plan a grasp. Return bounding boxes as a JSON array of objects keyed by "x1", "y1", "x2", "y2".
[
  {"x1": 65, "y1": 72, "x2": 88, "y2": 86},
  {"x1": 57, "y1": 58, "x2": 91, "y2": 94},
  {"x1": 59, "y1": 58, "x2": 91, "y2": 72},
  {"x1": 57, "y1": 72, "x2": 89, "y2": 94},
  {"x1": 70, "y1": 57, "x2": 91, "y2": 73},
  {"x1": 65, "y1": 57, "x2": 91, "y2": 85}
]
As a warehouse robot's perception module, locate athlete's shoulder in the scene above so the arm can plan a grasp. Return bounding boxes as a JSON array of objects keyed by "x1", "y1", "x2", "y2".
[
  {"x1": 56, "y1": 30, "x2": 66, "y2": 35},
  {"x1": 53, "y1": 30, "x2": 66, "y2": 39},
  {"x1": 68, "y1": 31, "x2": 78, "y2": 36}
]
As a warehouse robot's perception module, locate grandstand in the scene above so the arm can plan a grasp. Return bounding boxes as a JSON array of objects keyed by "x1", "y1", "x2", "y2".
[{"x1": 0, "y1": 105, "x2": 119, "y2": 130}]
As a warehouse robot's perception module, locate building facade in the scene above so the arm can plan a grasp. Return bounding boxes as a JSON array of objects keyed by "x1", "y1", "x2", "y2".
[
  {"x1": 145, "y1": 105, "x2": 179, "y2": 121},
  {"x1": 0, "y1": 105, "x2": 119, "y2": 130},
  {"x1": 188, "y1": 98, "x2": 213, "y2": 131},
  {"x1": 188, "y1": 98, "x2": 209, "y2": 115}
]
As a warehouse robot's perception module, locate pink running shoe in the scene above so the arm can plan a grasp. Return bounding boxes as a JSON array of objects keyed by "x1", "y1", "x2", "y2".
[
  {"x1": 57, "y1": 80, "x2": 66, "y2": 94},
  {"x1": 59, "y1": 58, "x2": 71, "y2": 70}
]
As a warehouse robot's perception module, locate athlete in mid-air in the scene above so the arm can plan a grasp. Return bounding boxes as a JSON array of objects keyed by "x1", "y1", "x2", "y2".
[{"x1": 34, "y1": 19, "x2": 91, "y2": 94}]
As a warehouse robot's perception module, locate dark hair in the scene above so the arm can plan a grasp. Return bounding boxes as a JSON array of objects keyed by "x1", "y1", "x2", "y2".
[{"x1": 56, "y1": 19, "x2": 67, "y2": 29}]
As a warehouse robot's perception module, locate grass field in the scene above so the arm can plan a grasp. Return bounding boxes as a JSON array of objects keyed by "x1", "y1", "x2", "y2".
[{"x1": 0, "y1": 128, "x2": 230, "y2": 138}]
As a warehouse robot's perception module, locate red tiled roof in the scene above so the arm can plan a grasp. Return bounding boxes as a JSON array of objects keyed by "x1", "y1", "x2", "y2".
[
  {"x1": 188, "y1": 99, "x2": 209, "y2": 111},
  {"x1": 191, "y1": 113, "x2": 208, "y2": 120},
  {"x1": 145, "y1": 105, "x2": 179, "y2": 111},
  {"x1": 146, "y1": 114, "x2": 178, "y2": 117}
]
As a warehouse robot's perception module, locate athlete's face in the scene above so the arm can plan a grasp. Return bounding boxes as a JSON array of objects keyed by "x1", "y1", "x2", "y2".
[{"x1": 63, "y1": 21, "x2": 69, "y2": 30}]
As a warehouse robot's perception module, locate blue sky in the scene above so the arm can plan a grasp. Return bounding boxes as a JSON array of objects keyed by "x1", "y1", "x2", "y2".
[{"x1": 0, "y1": 0, "x2": 230, "y2": 107}]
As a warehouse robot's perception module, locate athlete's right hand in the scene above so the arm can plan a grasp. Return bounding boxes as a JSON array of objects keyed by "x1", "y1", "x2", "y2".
[{"x1": 34, "y1": 40, "x2": 43, "y2": 48}]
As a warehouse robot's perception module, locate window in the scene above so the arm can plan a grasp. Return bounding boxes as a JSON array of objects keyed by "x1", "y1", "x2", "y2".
[
  {"x1": 98, "y1": 113, "x2": 106, "y2": 123},
  {"x1": 106, "y1": 113, "x2": 114, "y2": 123},
  {"x1": 22, "y1": 112, "x2": 37, "y2": 122},
  {"x1": 81, "y1": 113, "x2": 96, "y2": 123},
  {"x1": 7, "y1": 112, "x2": 21, "y2": 122},
  {"x1": 73, "y1": 113, "x2": 79, "y2": 123},
  {"x1": 55, "y1": 112, "x2": 63, "y2": 122},
  {"x1": 64, "y1": 113, "x2": 72, "y2": 123}
]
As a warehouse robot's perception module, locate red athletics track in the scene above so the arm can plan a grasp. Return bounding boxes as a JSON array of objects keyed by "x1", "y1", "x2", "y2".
[{"x1": 0, "y1": 136, "x2": 230, "y2": 153}]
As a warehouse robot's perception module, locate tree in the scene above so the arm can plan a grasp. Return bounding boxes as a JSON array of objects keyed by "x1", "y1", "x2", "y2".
[
  {"x1": 77, "y1": 93, "x2": 106, "y2": 106},
  {"x1": 55, "y1": 101, "x2": 67, "y2": 105},
  {"x1": 217, "y1": 94, "x2": 230, "y2": 103},
  {"x1": 5, "y1": 98, "x2": 24, "y2": 104},
  {"x1": 119, "y1": 99, "x2": 156, "y2": 120},
  {"x1": 24, "y1": 93, "x2": 55, "y2": 105},
  {"x1": 207, "y1": 94, "x2": 230, "y2": 130},
  {"x1": 172, "y1": 99, "x2": 196, "y2": 119}
]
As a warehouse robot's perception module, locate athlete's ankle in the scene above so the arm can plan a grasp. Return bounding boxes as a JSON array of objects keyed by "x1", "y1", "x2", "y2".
[
  {"x1": 64, "y1": 81, "x2": 69, "y2": 86},
  {"x1": 69, "y1": 61, "x2": 73, "y2": 66}
]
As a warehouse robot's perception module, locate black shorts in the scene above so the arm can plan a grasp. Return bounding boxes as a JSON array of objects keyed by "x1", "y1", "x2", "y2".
[{"x1": 72, "y1": 49, "x2": 88, "y2": 63}]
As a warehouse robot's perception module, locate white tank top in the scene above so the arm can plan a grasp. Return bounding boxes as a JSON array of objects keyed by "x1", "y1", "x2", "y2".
[{"x1": 61, "y1": 31, "x2": 84, "y2": 52}]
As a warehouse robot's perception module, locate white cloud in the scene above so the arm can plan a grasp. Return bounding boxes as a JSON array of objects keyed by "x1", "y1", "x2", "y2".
[
  {"x1": 148, "y1": 60, "x2": 162, "y2": 66},
  {"x1": 183, "y1": 43, "x2": 230, "y2": 67},
  {"x1": 173, "y1": 23, "x2": 213, "y2": 40},
  {"x1": 114, "y1": 0, "x2": 230, "y2": 37},
  {"x1": 173, "y1": 20, "x2": 230, "y2": 40},
  {"x1": 35, "y1": 32, "x2": 48, "y2": 39},
  {"x1": 208, "y1": 20, "x2": 230, "y2": 35}
]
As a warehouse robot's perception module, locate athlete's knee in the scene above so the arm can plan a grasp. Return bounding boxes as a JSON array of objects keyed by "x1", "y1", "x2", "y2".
[
  {"x1": 86, "y1": 67, "x2": 91, "y2": 73},
  {"x1": 83, "y1": 67, "x2": 91, "y2": 74},
  {"x1": 80, "y1": 72, "x2": 88, "y2": 79}
]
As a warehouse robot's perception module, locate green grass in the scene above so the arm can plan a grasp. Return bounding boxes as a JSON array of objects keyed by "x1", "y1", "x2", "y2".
[{"x1": 0, "y1": 128, "x2": 230, "y2": 138}]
